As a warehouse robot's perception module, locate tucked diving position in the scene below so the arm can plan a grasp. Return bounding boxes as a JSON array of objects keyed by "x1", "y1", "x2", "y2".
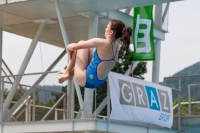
[{"x1": 58, "y1": 19, "x2": 132, "y2": 88}]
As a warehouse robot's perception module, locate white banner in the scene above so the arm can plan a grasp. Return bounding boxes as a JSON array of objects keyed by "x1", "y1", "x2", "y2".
[{"x1": 108, "y1": 72, "x2": 173, "y2": 128}]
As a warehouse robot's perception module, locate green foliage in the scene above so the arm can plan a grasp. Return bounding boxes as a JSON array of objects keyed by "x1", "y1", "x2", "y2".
[
  {"x1": 112, "y1": 45, "x2": 147, "y2": 79},
  {"x1": 173, "y1": 98, "x2": 200, "y2": 116},
  {"x1": 112, "y1": 45, "x2": 133, "y2": 74},
  {"x1": 132, "y1": 62, "x2": 147, "y2": 79}
]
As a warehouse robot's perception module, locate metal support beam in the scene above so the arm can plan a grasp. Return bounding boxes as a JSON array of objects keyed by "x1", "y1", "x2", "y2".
[
  {"x1": 0, "y1": 78, "x2": 4, "y2": 123},
  {"x1": 125, "y1": 7, "x2": 132, "y2": 14},
  {"x1": 152, "y1": 4, "x2": 162, "y2": 84},
  {"x1": 1, "y1": 68, "x2": 12, "y2": 83},
  {"x1": 55, "y1": 109, "x2": 58, "y2": 120},
  {"x1": 2, "y1": 59, "x2": 25, "y2": 94},
  {"x1": 63, "y1": 94, "x2": 66, "y2": 119},
  {"x1": 71, "y1": 81, "x2": 74, "y2": 119},
  {"x1": 2, "y1": 68, "x2": 24, "y2": 96},
  {"x1": 55, "y1": 0, "x2": 69, "y2": 47},
  {"x1": 124, "y1": 61, "x2": 140, "y2": 76},
  {"x1": 0, "y1": 26, "x2": 4, "y2": 123},
  {"x1": 187, "y1": 84, "x2": 200, "y2": 116},
  {"x1": 188, "y1": 85, "x2": 191, "y2": 116},
  {"x1": 3, "y1": 20, "x2": 47, "y2": 116},
  {"x1": 25, "y1": 99, "x2": 31, "y2": 122},
  {"x1": 107, "y1": 79, "x2": 110, "y2": 120},
  {"x1": 91, "y1": 97, "x2": 107, "y2": 118},
  {"x1": 0, "y1": 15, "x2": 3, "y2": 124},
  {"x1": 3, "y1": 50, "x2": 66, "y2": 122},
  {"x1": 41, "y1": 94, "x2": 66, "y2": 121},
  {"x1": 13, "y1": 96, "x2": 30, "y2": 115},
  {"x1": 83, "y1": 13, "x2": 98, "y2": 118},
  {"x1": 178, "y1": 78, "x2": 181, "y2": 132},
  {"x1": 55, "y1": 0, "x2": 74, "y2": 119},
  {"x1": 67, "y1": 79, "x2": 74, "y2": 119},
  {"x1": 32, "y1": 90, "x2": 36, "y2": 121},
  {"x1": 74, "y1": 79, "x2": 84, "y2": 117},
  {"x1": 162, "y1": 3, "x2": 170, "y2": 23},
  {"x1": 14, "y1": 106, "x2": 26, "y2": 121}
]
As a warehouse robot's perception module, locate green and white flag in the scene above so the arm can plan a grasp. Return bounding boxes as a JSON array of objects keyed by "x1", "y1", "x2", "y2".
[{"x1": 133, "y1": 5, "x2": 155, "y2": 61}]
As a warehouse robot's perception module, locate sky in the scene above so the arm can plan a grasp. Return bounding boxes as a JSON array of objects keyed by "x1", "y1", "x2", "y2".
[
  {"x1": 145, "y1": 0, "x2": 200, "y2": 82},
  {"x1": 2, "y1": 0, "x2": 200, "y2": 83}
]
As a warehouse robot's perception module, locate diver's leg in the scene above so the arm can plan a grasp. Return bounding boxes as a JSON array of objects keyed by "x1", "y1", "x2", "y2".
[
  {"x1": 58, "y1": 51, "x2": 77, "y2": 83},
  {"x1": 74, "y1": 48, "x2": 91, "y2": 87}
]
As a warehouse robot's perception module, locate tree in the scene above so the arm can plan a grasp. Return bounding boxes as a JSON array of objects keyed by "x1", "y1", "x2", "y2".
[
  {"x1": 173, "y1": 98, "x2": 200, "y2": 116},
  {"x1": 112, "y1": 45, "x2": 147, "y2": 79}
]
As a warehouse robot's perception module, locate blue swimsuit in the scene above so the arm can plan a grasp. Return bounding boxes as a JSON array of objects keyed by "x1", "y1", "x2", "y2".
[{"x1": 84, "y1": 40, "x2": 118, "y2": 89}]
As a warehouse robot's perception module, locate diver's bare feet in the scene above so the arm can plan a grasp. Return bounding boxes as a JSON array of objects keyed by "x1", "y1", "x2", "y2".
[
  {"x1": 58, "y1": 70, "x2": 66, "y2": 74},
  {"x1": 58, "y1": 70, "x2": 74, "y2": 83}
]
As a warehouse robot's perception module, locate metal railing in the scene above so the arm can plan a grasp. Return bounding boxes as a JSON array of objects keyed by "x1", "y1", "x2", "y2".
[
  {"x1": 164, "y1": 74, "x2": 200, "y2": 131},
  {"x1": 1, "y1": 71, "x2": 200, "y2": 132},
  {"x1": 1, "y1": 71, "x2": 67, "y2": 122},
  {"x1": 0, "y1": 71, "x2": 109, "y2": 123}
]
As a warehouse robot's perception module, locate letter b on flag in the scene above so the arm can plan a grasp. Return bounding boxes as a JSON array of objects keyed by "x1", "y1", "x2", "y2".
[
  {"x1": 133, "y1": 5, "x2": 155, "y2": 61},
  {"x1": 136, "y1": 19, "x2": 151, "y2": 53}
]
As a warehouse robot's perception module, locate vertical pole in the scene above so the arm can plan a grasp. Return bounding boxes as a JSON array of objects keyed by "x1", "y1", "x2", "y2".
[
  {"x1": 0, "y1": 77, "x2": 3, "y2": 133},
  {"x1": 28, "y1": 100, "x2": 31, "y2": 121},
  {"x1": 63, "y1": 94, "x2": 66, "y2": 119},
  {"x1": 25, "y1": 99, "x2": 31, "y2": 122},
  {"x1": 107, "y1": 79, "x2": 110, "y2": 132},
  {"x1": 0, "y1": 78, "x2": 4, "y2": 123},
  {"x1": 71, "y1": 80, "x2": 74, "y2": 119},
  {"x1": 3, "y1": 21, "x2": 47, "y2": 116},
  {"x1": 178, "y1": 78, "x2": 181, "y2": 132},
  {"x1": 25, "y1": 100, "x2": 28, "y2": 122},
  {"x1": 55, "y1": 109, "x2": 57, "y2": 120},
  {"x1": 188, "y1": 85, "x2": 191, "y2": 116},
  {"x1": 55, "y1": 0, "x2": 73, "y2": 119},
  {"x1": 83, "y1": 13, "x2": 98, "y2": 118},
  {"x1": 0, "y1": 26, "x2": 3, "y2": 123},
  {"x1": 0, "y1": 11, "x2": 2, "y2": 133},
  {"x1": 67, "y1": 82, "x2": 72, "y2": 119},
  {"x1": 107, "y1": 79, "x2": 110, "y2": 120},
  {"x1": 32, "y1": 90, "x2": 36, "y2": 121},
  {"x1": 152, "y1": 4, "x2": 162, "y2": 84}
]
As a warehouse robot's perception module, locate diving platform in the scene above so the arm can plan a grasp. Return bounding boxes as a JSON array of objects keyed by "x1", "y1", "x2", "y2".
[
  {"x1": 1, "y1": 116, "x2": 200, "y2": 133},
  {"x1": 1, "y1": 0, "x2": 200, "y2": 133},
  {"x1": 0, "y1": 119, "x2": 178, "y2": 133}
]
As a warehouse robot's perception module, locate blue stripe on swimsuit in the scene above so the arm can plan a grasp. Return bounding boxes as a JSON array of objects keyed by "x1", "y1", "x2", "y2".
[{"x1": 85, "y1": 40, "x2": 118, "y2": 89}]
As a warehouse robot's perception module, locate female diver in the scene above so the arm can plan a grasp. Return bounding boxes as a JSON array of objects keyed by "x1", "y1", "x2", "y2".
[{"x1": 58, "y1": 19, "x2": 132, "y2": 88}]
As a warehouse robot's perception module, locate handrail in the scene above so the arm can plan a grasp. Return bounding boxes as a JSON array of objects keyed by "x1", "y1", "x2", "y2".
[
  {"x1": 173, "y1": 101, "x2": 200, "y2": 110},
  {"x1": 0, "y1": 71, "x2": 58, "y2": 78}
]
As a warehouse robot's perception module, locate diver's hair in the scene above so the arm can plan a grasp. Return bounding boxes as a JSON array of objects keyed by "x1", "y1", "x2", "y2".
[{"x1": 110, "y1": 19, "x2": 132, "y2": 50}]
